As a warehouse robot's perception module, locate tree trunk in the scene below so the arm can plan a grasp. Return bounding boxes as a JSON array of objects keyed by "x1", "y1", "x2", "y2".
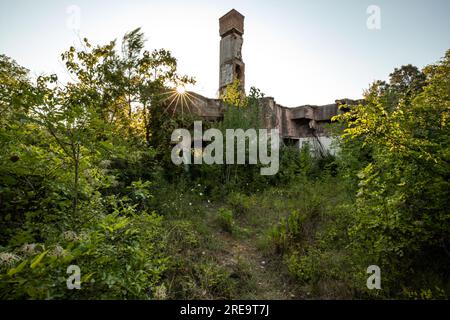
[
  {"x1": 143, "y1": 103, "x2": 150, "y2": 145},
  {"x1": 72, "y1": 145, "x2": 80, "y2": 216}
]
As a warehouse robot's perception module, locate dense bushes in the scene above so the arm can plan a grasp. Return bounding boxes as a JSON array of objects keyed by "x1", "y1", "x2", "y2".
[
  {"x1": 336, "y1": 51, "x2": 450, "y2": 297},
  {"x1": 0, "y1": 31, "x2": 183, "y2": 299},
  {"x1": 269, "y1": 51, "x2": 450, "y2": 299},
  {"x1": 0, "y1": 204, "x2": 168, "y2": 299}
]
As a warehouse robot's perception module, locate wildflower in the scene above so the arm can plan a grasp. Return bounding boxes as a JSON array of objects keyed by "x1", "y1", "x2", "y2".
[
  {"x1": 20, "y1": 243, "x2": 37, "y2": 256},
  {"x1": 154, "y1": 284, "x2": 167, "y2": 300},
  {"x1": 63, "y1": 231, "x2": 80, "y2": 242},
  {"x1": 49, "y1": 245, "x2": 67, "y2": 257},
  {"x1": 0, "y1": 252, "x2": 21, "y2": 267}
]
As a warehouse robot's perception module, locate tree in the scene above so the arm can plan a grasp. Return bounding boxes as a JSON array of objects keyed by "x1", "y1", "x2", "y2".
[
  {"x1": 334, "y1": 52, "x2": 450, "y2": 294},
  {"x1": 220, "y1": 79, "x2": 247, "y2": 108},
  {"x1": 31, "y1": 74, "x2": 105, "y2": 216},
  {"x1": 389, "y1": 64, "x2": 426, "y2": 100}
]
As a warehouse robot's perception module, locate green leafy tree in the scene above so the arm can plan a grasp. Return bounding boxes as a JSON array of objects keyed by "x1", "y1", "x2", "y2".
[{"x1": 334, "y1": 51, "x2": 450, "y2": 295}]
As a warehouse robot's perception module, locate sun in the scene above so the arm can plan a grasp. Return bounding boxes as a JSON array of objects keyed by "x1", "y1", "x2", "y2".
[
  {"x1": 159, "y1": 83, "x2": 202, "y2": 117},
  {"x1": 176, "y1": 85, "x2": 186, "y2": 95}
]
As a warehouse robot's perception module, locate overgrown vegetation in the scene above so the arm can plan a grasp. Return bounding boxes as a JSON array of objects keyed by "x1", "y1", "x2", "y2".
[{"x1": 0, "y1": 29, "x2": 448, "y2": 299}]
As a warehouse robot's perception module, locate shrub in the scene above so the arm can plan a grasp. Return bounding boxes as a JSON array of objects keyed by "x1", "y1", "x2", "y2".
[
  {"x1": 270, "y1": 209, "x2": 306, "y2": 253},
  {"x1": 0, "y1": 209, "x2": 168, "y2": 300},
  {"x1": 217, "y1": 208, "x2": 235, "y2": 233},
  {"x1": 227, "y1": 192, "x2": 255, "y2": 216}
]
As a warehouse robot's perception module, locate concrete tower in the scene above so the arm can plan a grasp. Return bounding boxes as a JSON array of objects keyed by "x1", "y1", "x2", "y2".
[{"x1": 219, "y1": 9, "x2": 245, "y2": 96}]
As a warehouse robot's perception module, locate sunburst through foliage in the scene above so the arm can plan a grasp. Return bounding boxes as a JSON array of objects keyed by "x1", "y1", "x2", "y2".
[{"x1": 159, "y1": 85, "x2": 204, "y2": 118}]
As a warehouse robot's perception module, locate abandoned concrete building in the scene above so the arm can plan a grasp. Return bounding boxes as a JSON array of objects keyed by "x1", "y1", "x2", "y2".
[{"x1": 178, "y1": 9, "x2": 361, "y2": 155}]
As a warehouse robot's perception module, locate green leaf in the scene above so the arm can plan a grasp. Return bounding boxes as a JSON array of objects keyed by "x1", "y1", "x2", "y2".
[
  {"x1": 30, "y1": 250, "x2": 49, "y2": 269},
  {"x1": 82, "y1": 272, "x2": 95, "y2": 283},
  {"x1": 7, "y1": 260, "x2": 28, "y2": 276}
]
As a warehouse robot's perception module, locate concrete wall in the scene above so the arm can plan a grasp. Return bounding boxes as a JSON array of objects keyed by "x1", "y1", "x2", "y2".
[
  {"x1": 170, "y1": 92, "x2": 360, "y2": 156},
  {"x1": 297, "y1": 136, "x2": 338, "y2": 156},
  {"x1": 185, "y1": 92, "x2": 224, "y2": 120}
]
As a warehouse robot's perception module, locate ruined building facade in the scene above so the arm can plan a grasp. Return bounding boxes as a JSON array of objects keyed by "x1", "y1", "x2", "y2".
[{"x1": 183, "y1": 9, "x2": 361, "y2": 155}]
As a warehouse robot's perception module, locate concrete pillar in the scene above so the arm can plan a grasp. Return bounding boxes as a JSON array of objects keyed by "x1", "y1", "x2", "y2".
[{"x1": 219, "y1": 9, "x2": 245, "y2": 96}]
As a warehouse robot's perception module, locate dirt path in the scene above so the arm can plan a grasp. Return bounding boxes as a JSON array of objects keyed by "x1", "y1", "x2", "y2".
[{"x1": 215, "y1": 230, "x2": 298, "y2": 299}]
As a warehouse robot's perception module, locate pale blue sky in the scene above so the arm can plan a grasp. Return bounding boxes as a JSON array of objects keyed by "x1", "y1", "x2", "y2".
[{"x1": 1, "y1": 0, "x2": 449, "y2": 106}]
